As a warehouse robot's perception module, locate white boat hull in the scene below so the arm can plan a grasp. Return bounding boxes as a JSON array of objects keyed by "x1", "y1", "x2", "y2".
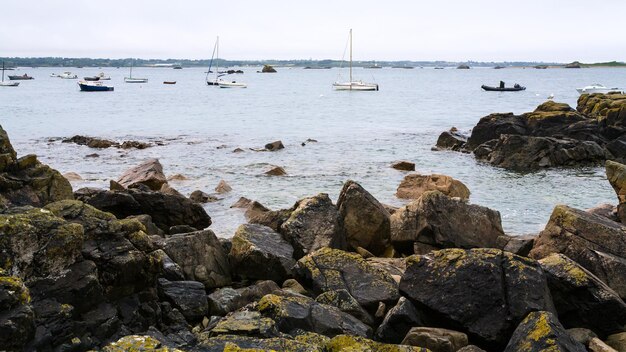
[
  {"x1": 576, "y1": 88, "x2": 623, "y2": 94},
  {"x1": 0, "y1": 81, "x2": 19, "y2": 87},
  {"x1": 218, "y1": 81, "x2": 247, "y2": 88},
  {"x1": 333, "y1": 81, "x2": 379, "y2": 91},
  {"x1": 124, "y1": 78, "x2": 148, "y2": 83}
]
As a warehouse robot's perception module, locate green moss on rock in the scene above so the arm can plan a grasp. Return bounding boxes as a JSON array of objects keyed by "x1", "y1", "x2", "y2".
[{"x1": 326, "y1": 335, "x2": 431, "y2": 351}]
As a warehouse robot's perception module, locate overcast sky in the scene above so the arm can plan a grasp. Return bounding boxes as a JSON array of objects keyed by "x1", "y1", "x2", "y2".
[{"x1": 2, "y1": 0, "x2": 625, "y2": 62}]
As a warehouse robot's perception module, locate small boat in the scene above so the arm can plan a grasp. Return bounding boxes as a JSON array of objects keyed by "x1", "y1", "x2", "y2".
[
  {"x1": 163, "y1": 81, "x2": 176, "y2": 84},
  {"x1": 96, "y1": 72, "x2": 110, "y2": 80},
  {"x1": 206, "y1": 36, "x2": 247, "y2": 88},
  {"x1": 83, "y1": 76, "x2": 100, "y2": 81},
  {"x1": 173, "y1": 64, "x2": 182, "y2": 69},
  {"x1": 333, "y1": 29, "x2": 378, "y2": 91},
  {"x1": 576, "y1": 84, "x2": 623, "y2": 94},
  {"x1": 434, "y1": 67, "x2": 445, "y2": 70},
  {"x1": 125, "y1": 61, "x2": 148, "y2": 83},
  {"x1": 494, "y1": 66, "x2": 505, "y2": 69},
  {"x1": 481, "y1": 82, "x2": 526, "y2": 91},
  {"x1": 59, "y1": 72, "x2": 78, "y2": 79},
  {"x1": 8, "y1": 74, "x2": 33, "y2": 80},
  {"x1": 218, "y1": 80, "x2": 247, "y2": 88},
  {"x1": 1, "y1": 61, "x2": 19, "y2": 87},
  {"x1": 392, "y1": 66, "x2": 414, "y2": 69},
  {"x1": 364, "y1": 62, "x2": 382, "y2": 69},
  {"x1": 50, "y1": 73, "x2": 58, "y2": 77},
  {"x1": 78, "y1": 81, "x2": 114, "y2": 91}
]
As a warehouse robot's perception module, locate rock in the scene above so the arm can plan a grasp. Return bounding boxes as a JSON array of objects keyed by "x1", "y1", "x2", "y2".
[
  {"x1": 606, "y1": 332, "x2": 626, "y2": 351},
  {"x1": 356, "y1": 247, "x2": 374, "y2": 258},
  {"x1": 152, "y1": 250, "x2": 185, "y2": 281},
  {"x1": 587, "y1": 203, "x2": 619, "y2": 221},
  {"x1": 567, "y1": 328, "x2": 598, "y2": 346},
  {"x1": 117, "y1": 158, "x2": 167, "y2": 191},
  {"x1": 197, "y1": 334, "x2": 321, "y2": 352},
  {"x1": 457, "y1": 64, "x2": 470, "y2": 69},
  {"x1": 265, "y1": 140, "x2": 284, "y2": 151},
  {"x1": 210, "y1": 310, "x2": 279, "y2": 337},
  {"x1": 0, "y1": 274, "x2": 35, "y2": 351},
  {"x1": 160, "y1": 183, "x2": 185, "y2": 198},
  {"x1": 229, "y1": 224, "x2": 295, "y2": 282},
  {"x1": 208, "y1": 281, "x2": 280, "y2": 316},
  {"x1": 85, "y1": 153, "x2": 99, "y2": 158},
  {"x1": 457, "y1": 346, "x2": 486, "y2": 352},
  {"x1": 390, "y1": 191, "x2": 504, "y2": 254},
  {"x1": 590, "y1": 338, "x2": 619, "y2": 352},
  {"x1": 366, "y1": 257, "x2": 407, "y2": 278},
  {"x1": 167, "y1": 174, "x2": 188, "y2": 181},
  {"x1": 168, "y1": 224, "x2": 198, "y2": 235},
  {"x1": 231, "y1": 197, "x2": 252, "y2": 208},
  {"x1": 503, "y1": 311, "x2": 586, "y2": 352},
  {"x1": 282, "y1": 279, "x2": 308, "y2": 295},
  {"x1": 435, "y1": 128, "x2": 467, "y2": 151},
  {"x1": 529, "y1": 205, "x2": 626, "y2": 298},
  {"x1": 128, "y1": 214, "x2": 165, "y2": 237},
  {"x1": 280, "y1": 193, "x2": 346, "y2": 259},
  {"x1": 606, "y1": 160, "x2": 626, "y2": 223},
  {"x1": 395, "y1": 173, "x2": 470, "y2": 200},
  {"x1": 62, "y1": 135, "x2": 118, "y2": 148},
  {"x1": 538, "y1": 253, "x2": 626, "y2": 336},
  {"x1": 62, "y1": 172, "x2": 82, "y2": 181},
  {"x1": 102, "y1": 335, "x2": 183, "y2": 351},
  {"x1": 315, "y1": 289, "x2": 374, "y2": 325},
  {"x1": 189, "y1": 190, "x2": 218, "y2": 203},
  {"x1": 120, "y1": 140, "x2": 151, "y2": 149},
  {"x1": 109, "y1": 180, "x2": 125, "y2": 191},
  {"x1": 465, "y1": 113, "x2": 528, "y2": 151},
  {"x1": 158, "y1": 279, "x2": 208, "y2": 322},
  {"x1": 400, "y1": 248, "x2": 555, "y2": 349},
  {"x1": 215, "y1": 180, "x2": 232, "y2": 193},
  {"x1": 257, "y1": 294, "x2": 372, "y2": 338},
  {"x1": 233, "y1": 148, "x2": 245, "y2": 153},
  {"x1": 261, "y1": 65, "x2": 277, "y2": 73},
  {"x1": 392, "y1": 161, "x2": 416, "y2": 171},
  {"x1": 326, "y1": 335, "x2": 429, "y2": 351},
  {"x1": 500, "y1": 234, "x2": 535, "y2": 256},
  {"x1": 337, "y1": 180, "x2": 391, "y2": 255},
  {"x1": 164, "y1": 230, "x2": 231, "y2": 289},
  {"x1": 296, "y1": 247, "x2": 399, "y2": 308},
  {"x1": 249, "y1": 208, "x2": 293, "y2": 232},
  {"x1": 376, "y1": 297, "x2": 423, "y2": 344},
  {"x1": 401, "y1": 327, "x2": 468, "y2": 352},
  {"x1": 265, "y1": 166, "x2": 287, "y2": 176}
]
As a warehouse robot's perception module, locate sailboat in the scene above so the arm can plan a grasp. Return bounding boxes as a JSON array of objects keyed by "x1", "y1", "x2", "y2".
[
  {"x1": 205, "y1": 36, "x2": 247, "y2": 88},
  {"x1": 124, "y1": 60, "x2": 148, "y2": 83},
  {"x1": 333, "y1": 29, "x2": 379, "y2": 91},
  {"x1": 0, "y1": 61, "x2": 19, "y2": 87}
]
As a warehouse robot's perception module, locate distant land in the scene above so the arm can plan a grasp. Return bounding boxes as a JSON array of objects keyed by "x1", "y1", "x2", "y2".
[{"x1": 0, "y1": 57, "x2": 624, "y2": 69}]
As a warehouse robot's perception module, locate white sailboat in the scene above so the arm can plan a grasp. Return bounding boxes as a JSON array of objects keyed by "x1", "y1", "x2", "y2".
[
  {"x1": 0, "y1": 61, "x2": 19, "y2": 87},
  {"x1": 124, "y1": 61, "x2": 148, "y2": 83},
  {"x1": 333, "y1": 29, "x2": 379, "y2": 91},
  {"x1": 205, "y1": 36, "x2": 247, "y2": 88}
]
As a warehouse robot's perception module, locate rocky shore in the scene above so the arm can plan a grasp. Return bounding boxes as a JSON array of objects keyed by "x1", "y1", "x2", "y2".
[{"x1": 2, "y1": 123, "x2": 626, "y2": 352}]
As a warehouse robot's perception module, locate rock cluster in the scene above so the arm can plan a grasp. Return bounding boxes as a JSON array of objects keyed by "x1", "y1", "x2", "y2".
[{"x1": 62, "y1": 135, "x2": 151, "y2": 149}]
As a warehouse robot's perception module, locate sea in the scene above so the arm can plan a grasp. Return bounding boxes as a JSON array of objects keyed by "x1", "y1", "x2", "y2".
[{"x1": 1, "y1": 65, "x2": 623, "y2": 237}]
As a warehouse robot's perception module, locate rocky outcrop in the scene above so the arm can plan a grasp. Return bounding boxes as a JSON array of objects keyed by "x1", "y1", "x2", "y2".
[
  {"x1": 395, "y1": 173, "x2": 470, "y2": 200},
  {"x1": 434, "y1": 128, "x2": 467, "y2": 151},
  {"x1": 503, "y1": 311, "x2": 586, "y2": 352},
  {"x1": 62, "y1": 135, "x2": 151, "y2": 149},
  {"x1": 261, "y1": 65, "x2": 277, "y2": 73},
  {"x1": 400, "y1": 248, "x2": 554, "y2": 349},
  {"x1": 337, "y1": 180, "x2": 391, "y2": 255},
  {"x1": 376, "y1": 297, "x2": 423, "y2": 343},
  {"x1": 117, "y1": 158, "x2": 167, "y2": 191},
  {"x1": 529, "y1": 205, "x2": 626, "y2": 298},
  {"x1": 606, "y1": 160, "x2": 626, "y2": 223},
  {"x1": 401, "y1": 327, "x2": 468, "y2": 352}
]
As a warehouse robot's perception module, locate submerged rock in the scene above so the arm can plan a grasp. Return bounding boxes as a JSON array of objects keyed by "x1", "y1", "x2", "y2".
[{"x1": 395, "y1": 173, "x2": 470, "y2": 200}]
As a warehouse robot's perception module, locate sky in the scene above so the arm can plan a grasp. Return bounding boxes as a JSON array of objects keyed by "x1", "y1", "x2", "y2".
[{"x1": 1, "y1": 0, "x2": 625, "y2": 62}]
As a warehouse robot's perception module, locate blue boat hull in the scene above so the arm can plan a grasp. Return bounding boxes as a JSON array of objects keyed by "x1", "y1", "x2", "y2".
[{"x1": 79, "y1": 83, "x2": 113, "y2": 91}]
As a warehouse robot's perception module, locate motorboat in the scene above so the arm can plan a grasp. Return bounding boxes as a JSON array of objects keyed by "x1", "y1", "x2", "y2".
[
  {"x1": 96, "y1": 72, "x2": 110, "y2": 80},
  {"x1": 78, "y1": 81, "x2": 114, "y2": 91},
  {"x1": 332, "y1": 29, "x2": 378, "y2": 91},
  {"x1": 576, "y1": 84, "x2": 623, "y2": 94},
  {"x1": 163, "y1": 81, "x2": 176, "y2": 84},
  {"x1": 8, "y1": 74, "x2": 33, "y2": 80},
  {"x1": 59, "y1": 72, "x2": 78, "y2": 79},
  {"x1": 482, "y1": 82, "x2": 526, "y2": 92},
  {"x1": 83, "y1": 76, "x2": 100, "y2": 81},
  {"x1": 1, "y1": 61, "x2": 19, "y2": 86}
]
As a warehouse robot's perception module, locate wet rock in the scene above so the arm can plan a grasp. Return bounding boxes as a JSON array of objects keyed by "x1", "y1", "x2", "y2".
[
  {"x1": 296, "y1": 247, "x2": 399, "y2": 308},
  {"x1": 229, "y1": 224, "x2": 295, "y2": 282},
  {"x1": 160, "y1": 183, "x2": 185, "y2": 198},
  {"x1": 215, "y1": 179, "x2": 232, "y2": 193},
  {"x1": 62, "y1": 172, "x2": 82, "y2": 181},
  {"x1": 210, "y1": 310, "x2": 279, "y2": 337},
  {"x1": 265, "y1": 166, "x2": 287, "y2": 176},
  {"x1": 63, "y1": 135, "x2": 118, "y2": 148},
  {"x1": 164, "y1": 230, "x2": 231, "y2": 289},
  {"x1": 120, "y1": 140, "x2": 151, "y2": 149},
  {"x1": 189, "y1": 190, "x2": 219, "y2": 203},
  {"x1": 395, "y1": 173, "x2": 470, "y2": 200},
  {"x1": 503, "y1": 311, "x2": 586, "y2": 352},
  {"x1": 315, "y1": 289, "x2": 374, "y2": 325},
  {"x1": 391, "y1": 191, "x2": 504, "y2": 254},
  {"x1": 158, "y1": 279, "x2": 208, "y2": 322},
  {"x1": 85, "y1": 153, "x2": 99, "y2": 158},
  {"x1": 392, "y1": 161, "x2": 416, "y2": 171},
  {"x1": 465, "y1": 113, "x2": 528, "y2": 150},
  {"x1": 376, "y1": 297, "x2": 423, "y2": 344},
  {"x1": 606, "y1": 332, "x2": 626, "y2": 351},
  {"x1": 606, "y1": 160, "x2": 626, "y2": 223},
  {"x1": 326, "y1": 334, "x2": 429, "y2": 351},
  {"x1": 280, "y1": 193, "x2": 346, "y2": 259},
  {"x1": 257, "y1": 293, "x2": 372, "y2": 337},
  {"x1": 400, "y1": 248, "x2": 555, "y2": 349},
  {"x1": 265, "y1": 140, "x2": 285, "y2": 151},
  {"x1": 539, "y1": 253, "x2": 626, "y2": 336},
  {"x1": 337, "y1": 180, "x2": 391, "y2": 255},
  {"x1": 0, "y1": 274, "x2": 35, "y2": 351},
  {"x1": 401, "y1": 327, "x2": 468, "y2": 352},
  {"x1": 529, "y1": 205, "x2": 626, "y2": 298},
  {"x1": 435, "y1": 128, "x2": 468, "y2": 151},
  {"x1": 117, "y1": 158, "x2": 167, "y2": 191}
]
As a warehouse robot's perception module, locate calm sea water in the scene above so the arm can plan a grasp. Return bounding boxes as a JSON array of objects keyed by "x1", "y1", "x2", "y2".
[{"x1": 1, "y1": 66, "x2": 622, "y2": 237}]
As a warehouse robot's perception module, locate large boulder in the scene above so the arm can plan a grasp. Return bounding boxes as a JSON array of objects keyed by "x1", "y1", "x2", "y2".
[
  {"x1": 296, "y1": 248, "x2": 399, "y2": 308},
  {"x1": 401, "y1": 327, "x2": 468, "y2": 352},
  {"x1": 376, "y1": 297, "x2": 423, "y2": 344},
  {"x1": 326, "y1": 335, "x2": 429, "y2": 352},
  {"x1": 280, "y1": 193, "x2": 346, "y2": 259},
  {"x1": 164, "y1": 230, "x2": 231, "y2": 289},
  {"x1": 503, "y1": 311, "x2": 586, "y2": 352},
  {"x1": 337, "y1": 180, "x2": 391, "y2": 255},
  {"x1": 391, "y1": 191, "x2": 504, "y2": 254},
  {"x1": 465, "y1": 113, "x2": 528, "y2": 151},
  {"x1": 229, "y1": 224, "x2": 296, "y2": 282},
  {"x1": 400, "y1": 248, "x2": 555, "y2": 349},
  {"x1": 435, "y1": 128, "x2": 467, "y2": 151},
  {"x1": 396, "y1": 174, "x2": 470, "y2": 200},
  {"x1": 315, "y1": 289, "x2": 374, "y2": 325},
  {"x1": 157, "y1": 279, "x2": 208, "y2": 322},
  {"x1": 606, "y1": 160, "x2": 626, "y2": 223},
  {"x1": 529, "y1": 205, "x2": 626, "y2": 298},
  {"x1": 0, "y1": 274, "x2": 35, "y2": 351},
  {"x1": 539, "y1": 253, "x2": 626, "y2": 336},
  {"x1": 117, "y1": 158, "x2": 167, "y2": 191}
]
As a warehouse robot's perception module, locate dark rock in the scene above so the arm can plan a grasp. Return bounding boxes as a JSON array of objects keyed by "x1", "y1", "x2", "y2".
[
  {"x1": 244, "y1": 200, "x2": 270, "y2": 220},
  {"x1": 152, "y1": 249, "x2": 185, "y2": 281},
  {"x1": 503, "y1": 311, "x2": 586, "y2": 352},
  {"x1": 265, "y1": 140, "x2": 285, "y2": 151},
  {"x1": 160, "y1": 183, "x2": 185, "y2": 198},
  {"x1": 120, "y1": 140, "x2": 151, "y2": 149},
  {"x1": 157, "y1": 279, "x2": 207, "y2": 323},
  {"x1": 400, "y1": 248, "x2": 555, "y2": 349},
  {"x1": 249, "y1": 208, "x2": 293, "y2": 232},
  {"x1": 85, "y1": 153, "x2": 99, "y2": 158},
  {"x1": 567, "y1": 328, "x2": 598, "y2": 346},
  {"x1": 74, "y1": 187, "x2": 142, "y2": 218},
  {"x1": 376, "y1": 297, "x2": 423, "y2": 344},
  {"x1": 395, "y1": 173, "x2": 470, "y2": 200},
  {"x1": 169, "y1": 224, "x2": 198, "y2": 235},
  {"x1": 457, "y1": 64, "x2": 470, "y2": 69},
  {"x1": 261, "y1": 65, "x2": 277, "y2": 73},
  {"x1": 109, "y1": 180, "x2": 125, "y2": 191},
  {"x1": 337, "y1": 180, "x2": 391, "y2": 255},
  {"x1": 62, "y1": 135, "x2": 118, "y2": 148},
  {"x1": 265, "y1": 166, "x2": 287, "y2": 176},
  {"x1": 296, "y1": 247, "x2": 399, "y2": 308},
  {"x1": 401, "y1": 327, "x2": 468, "y2": 352},
  {"x1": 586, "y1": 203, "x2": 618, "y2": 222},
  {"x1": 127, "y1": 214, "x2": 165, "y2": 237},
  {"x1": 117, "y1": 158, "x2": 167, "y2": 191},
  {"x1": 465, "y1": 113, "x2": 528, "y2": 150},
  {"x1": 315, "y1": 289, "x2": 374, "y2": 325},
  {"x1": 0, "y1": 274, "x2": 35, "y2": 351},
  {"x1": 229, "y1": 224, "x2": 295, "y2": 282},
  {"x1": 189, "y1": 190, "x2": 219, "y2": 203},
  {"x1": 435, "y1": 128, "x2": 467, "y2": 151},
  {"x1": 392, "y1": 161, "x2": 416, "y2": 171},
  {"x1": 208, "y1": 281, "x2": 280, "y2": 316},
  {"x1": 280, "y1": 193, "x2": 346, "y2": 259}
]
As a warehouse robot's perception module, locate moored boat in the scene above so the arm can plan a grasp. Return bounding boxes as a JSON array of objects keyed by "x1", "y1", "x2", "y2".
[
  {"x1": 218, "y1": 80, "x2": 247, "y2": 88},
  {"x1": 481, "y1": 83, "x2": 526, "y2": 91},
  {"x1": 125, "y1": 61, "x2": 148, "y2": 83},
  {"x1": 83, "y1": 76, "x2": 100, "y2": 81},
  {"x1": 333, "y1": 29, "x2": 378, "y2": 92},
  {"x1": 78, "y1": 81, "x2": 114, "y2": 91},
  {"x1": 163, "y1": 81, "x2": 176, "y2": 84},
  {"x1": 59, "y1": 72, "x2": 78, "y2": 79},
  {"x1": 1, "y1": 61, "x2": 19, "y2": 87},
  {"x1": 576, "y1": 83, "x2": 623, "y2": 94},
  {"x1": 8, "y1": 74, "x2": 34, "y2": 80}
]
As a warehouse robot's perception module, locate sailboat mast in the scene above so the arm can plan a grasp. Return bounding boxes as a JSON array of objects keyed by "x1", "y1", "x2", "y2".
[
  {"x1": 215, "y1": 36, "x2": 220, "y2": 81},
  {"x1": 1, "y1": 61, "x2": 4, "y2": 82},
  {"x1": 130, "y1": 60, "x2": 133, "y2": 78},
  {"x1": 349, "y1": 29, "x2": 353, "y2": 83}
]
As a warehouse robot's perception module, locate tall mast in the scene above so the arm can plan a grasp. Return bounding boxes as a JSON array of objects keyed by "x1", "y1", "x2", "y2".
[
  {"x1": 130, "y1": 60, "x2": 133, "y2": 78},
  {"x1": 1, "y1": 61, "x2": 4, "y2": 82},
  {"x1": 349, "y1": 29, "x2": 353, "y2": 83},
  {"x1": 215, "y1": 36, "x2": 220, "y2": 81}
]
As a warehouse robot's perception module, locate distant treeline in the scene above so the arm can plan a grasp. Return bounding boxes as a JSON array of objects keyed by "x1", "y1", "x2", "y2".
[{"x1": 0, "y1": 57, "x2": 569, "y2": 68}]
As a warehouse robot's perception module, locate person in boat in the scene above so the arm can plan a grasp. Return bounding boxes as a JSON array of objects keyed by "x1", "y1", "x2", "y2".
[
  {"x1": 514, "y1": 83, "x2": 520, "y2": 88},
  {"x1": 499, "y1": 81, "x2": 505, "y2": 88}
]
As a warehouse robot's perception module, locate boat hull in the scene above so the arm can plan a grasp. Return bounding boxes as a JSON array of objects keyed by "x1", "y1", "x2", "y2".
[
  {"x1": 218, "y1": 81, "x2": 247, "y2": 88},
  {"x1": 124, "y1": 78, "x2": 148, "y2": 83},
  {"x1": 8, "y1": 75, "x2": 33, "y2": 80},
  {"x1": 163, "y1": 81, "x2": 176, "y2": 85},
  {"x1": 78, "y1": 82, "x2": 114, "y2": 91},
  {"x1": 576, "y1": 88, "x2": 623, "y2": 94},
  {"x1": 0, "y1": 81, "x2": 19, "y2": 87},
  {"x1": 333, "y1": 82, "x2": 379, "y2": 91},
  {"x1": 481, "y1": 85, "x2": 526, "y2": 92}
]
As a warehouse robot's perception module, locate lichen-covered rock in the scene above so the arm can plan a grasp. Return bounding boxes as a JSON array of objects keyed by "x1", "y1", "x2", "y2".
[
  {"x1": 606, "y1": 160, "x2": 626, "y2": 223},
  {"x1": 401, "y1": 327, "x2": 468, "y2": 352},
  {"x1": 210, "y1": 310, "x2": 279, "y2": 338},
  {"x1": 208, "y1": 281, "x2": 280, "y2": 316},
  {"x1": 280, "y1": 193, "x2": 346, "y2": 259},
  {"x1": 117, "y1": 158, "x2": 167, "y2": 191},
  {"x1": 229, "y1": 224, "x2": 295, "y2": 282},
  {"x1": 376, "y1": 297, "x2": 423, "y2": 344},
  {"x1": 257, "y1": 293, "x2": 371, "y2": 338},
  {"x1": 400, "y1": 248, "x2": 555, "y2": 349},
  {"x1": 102, "y1": 335, "x2": 183, "y2": 351},
  {"x1": 391, "y1": 191, "x2": 504, "y2": 254},
  {"x1": 503, "y1": 311, "x2": 586, "y2": 352},
  {"x1": 315, "y1": 289, "x2": 373, "y2": 325},
  {"x1": 539, "y1": 253, "x2": 626, "y2": 336},
  {"x1": 326, "y1": 334, "x2": 430, "y2": 352},
  {"x1": 529, "y1": 205, "x2": 626, "y2": 298},
  {"x1": 164, "y1": 230, "x2": 231, "y2": 289},
  {"x1": 0, "y1": 274, "x2": 35, "y2": 351},
  {"x1": 395, "y1": 174, "x2": 470, "y2": 200},
  {"x1": 261, "y1": 65, "x2": 277, "y2": 73},
  {"x1": 197, "y1": 334, "x2": 323, "y2": 352},
  {"x1": 337, "y1": 180, "x2": 391, "y2": 255},
  {"x1": 296, "y1": 247, "x2": 399, "y2": 308},
  {"x1": 158, "y1": 279, "x2": 208, "y2": 322}
]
